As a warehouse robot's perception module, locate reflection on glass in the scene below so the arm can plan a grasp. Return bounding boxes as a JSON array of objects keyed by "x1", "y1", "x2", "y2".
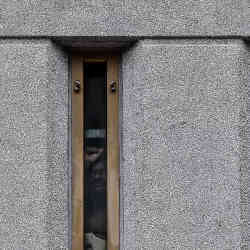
[{"x1": 84, "y1": 63, "x2": 107, "y2": 250}]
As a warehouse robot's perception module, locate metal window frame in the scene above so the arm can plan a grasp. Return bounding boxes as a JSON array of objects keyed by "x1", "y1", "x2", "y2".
[{"x1": 71, "y1": 53, "x2": 120, "y2": 250}]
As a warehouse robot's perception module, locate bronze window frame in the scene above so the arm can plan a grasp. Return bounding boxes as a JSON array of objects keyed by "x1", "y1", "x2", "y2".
[{"x1": 71, "y1": 53, "x2": 120, "y2": 250}]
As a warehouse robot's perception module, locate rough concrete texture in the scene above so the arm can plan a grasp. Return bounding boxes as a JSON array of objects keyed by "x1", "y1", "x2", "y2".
[
  {"x1": 121, "y1": 39, "x2": 249, "y2": 249},
  {"x1": 0, "y1": 0, "x2": 247, "y2": 37},
  {"x1": 0, "y1": 40, "x2": 69, "y2": 249},
  {"x1": 244, "y1": 43, "x2": 250, "y2": 250}
]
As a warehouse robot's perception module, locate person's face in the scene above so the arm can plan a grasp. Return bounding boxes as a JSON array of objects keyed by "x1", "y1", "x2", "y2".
[{"x1": 90, "y1": 160, "x2": 106, "y2": 192}]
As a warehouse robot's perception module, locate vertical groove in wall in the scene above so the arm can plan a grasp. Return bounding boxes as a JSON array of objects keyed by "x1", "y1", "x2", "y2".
[
  {"x1": 238, "y1": 42, "x2": 249, "y2": 250},
  {"x1": 68, "y1": 53, "x2": 73, "y2": 250}
]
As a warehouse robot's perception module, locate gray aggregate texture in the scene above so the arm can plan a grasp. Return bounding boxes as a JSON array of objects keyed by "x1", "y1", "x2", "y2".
[
  {"x1": 0, "y1": 40, "x2": 69, "y2": 249},
  {"x1": 0, "y1": 0, "x2": 247, "y2": 37},
  {"x1": 121, "y1": 39, "x2": 249, "y2": 249},
  {"x1": 244, "y1": 43, "x2": 250, "y2": 250}
]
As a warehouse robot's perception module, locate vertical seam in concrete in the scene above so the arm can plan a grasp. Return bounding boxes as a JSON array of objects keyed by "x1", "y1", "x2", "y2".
[{"x1": 68, "y1": 52, "x2": 72, "y2": 250}]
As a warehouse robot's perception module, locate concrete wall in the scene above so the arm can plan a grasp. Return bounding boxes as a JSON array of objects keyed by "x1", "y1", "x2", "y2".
[
  {"x1": 0, "y1": 1, "x2": 249, "y2": 250},
  {"x1": 121, "y1": 40, "x2": 249, "y2": 249},
  {"x1": 0, "y1": 0, "x2": 248, "y2": 37},
  {"x1": 0, "y1": 40, "x2": 69, "y2": 249}
]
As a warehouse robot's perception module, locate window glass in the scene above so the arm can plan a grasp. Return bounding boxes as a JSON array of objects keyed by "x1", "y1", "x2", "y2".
[{"x1": 84, "y1": 63, "x2": 107, "y2": 250}]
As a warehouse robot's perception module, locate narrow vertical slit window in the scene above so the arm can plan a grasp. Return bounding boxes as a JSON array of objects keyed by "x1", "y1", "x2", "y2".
[
  {"x1": 72, "y1": 54, "x2": 120, "y2": 250},
  {"x1": 84, "y1": 63, "x2": 107, "y2": 250}
]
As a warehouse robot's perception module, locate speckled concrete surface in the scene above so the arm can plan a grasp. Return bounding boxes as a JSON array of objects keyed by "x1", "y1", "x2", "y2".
[
  {"x1": 121, "y1": 39, "x2": 248, "y2": 249},
  {"x1": 0, "y1": 0, "x2": 247, "y2": 37},
  {"x1": 0, "y1": 40, "x2": 69, "y2": 249},
  {"x1": 0, "y1": 2, "x2": 248, "y2": 250}
]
